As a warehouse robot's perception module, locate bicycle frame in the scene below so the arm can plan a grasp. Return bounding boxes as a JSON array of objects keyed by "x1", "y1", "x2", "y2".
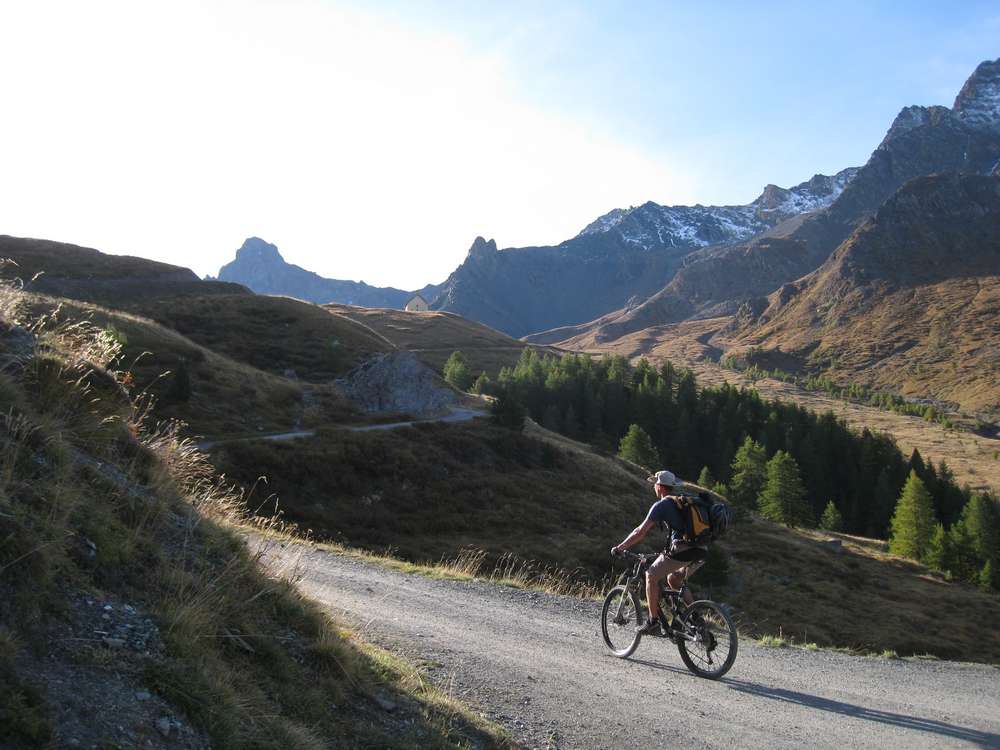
[{"x1": 611, "y1": 552, "x2": 706, "y2": 638}]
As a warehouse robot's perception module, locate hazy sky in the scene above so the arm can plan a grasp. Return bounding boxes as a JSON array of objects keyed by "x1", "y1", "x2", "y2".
[{"x1": 2, "y1": 1, "x2": 998, "y2": 289}]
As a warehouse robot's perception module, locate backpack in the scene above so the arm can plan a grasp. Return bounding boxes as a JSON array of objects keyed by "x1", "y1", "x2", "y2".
[{"x1": 676, "y1": 491, "x2": 734, "y2": 544}]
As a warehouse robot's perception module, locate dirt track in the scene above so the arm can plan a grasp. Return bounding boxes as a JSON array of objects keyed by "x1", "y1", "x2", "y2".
[{"x1": 261, "y1": 540, "x2": 1000, "y2": 750}]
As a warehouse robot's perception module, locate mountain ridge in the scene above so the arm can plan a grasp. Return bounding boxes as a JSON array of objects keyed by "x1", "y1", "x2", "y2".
[
  {"x1": 563, "y1": 57, "x2": 1000, "y2": 345},
  {"x1": 216, "y1": 236, "x2": 442, "y2": 308}
]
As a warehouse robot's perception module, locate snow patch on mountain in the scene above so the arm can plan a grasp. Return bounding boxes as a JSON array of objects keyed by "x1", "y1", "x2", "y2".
[
  {"x1": 578, "y1": 167, "x2": 859, "y2": 251},
  {"x1": 953, "y1": 58, "x2": 1000, "y2": 133}
]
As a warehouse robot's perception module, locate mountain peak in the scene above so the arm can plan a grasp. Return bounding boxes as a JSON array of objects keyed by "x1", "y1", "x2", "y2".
[
  {"x1": 235, "y1": 237, "x2": 284, "y2": 263},
  {"x1": 466, "y1": 236, "x2": 498, "y2": 260},
  {"x1": 953, "y1": 58, "x2": 1000, "y2": 132}
]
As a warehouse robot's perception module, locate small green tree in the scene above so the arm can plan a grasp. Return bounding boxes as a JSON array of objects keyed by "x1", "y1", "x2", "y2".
[
  {"x1": 697, "y1": 466, "x2": 716, "y2": 489},
  {"x1": 947, "y1": 519, "x2": 980, "y2": 583},
  {"x1": 729, "y1": 437, "x2": 768, "y2": 508},
  {"x1": 959, "y1": 495, "x2": 1000, "y2": 563},
  {"x1": 618, "y1": 424, "x2": 660, "y2": 470},
  {"x1": 541, "y1": 404, "x2": 562, "y2": 433},
  {"x1": 490, "y1": 388, "x2": 525, "y2": 431},
  {"x1": 758, "y1": 450, "x2": 812, "y2": 527},
  {"x1": 924, "y1": 523, "x2": 954, "y2": 572},
  {"x1": 443, "y1": 351, "x2": 474, "y2": 391},
  {"x1": 564, "y1": 404, "x2": 582, "y2": 440},
  {"x1": 166, "y1": 358, "x2": 192, "y2": 403},
  {"x1": 889, "y1": 471, "x2": 936, "y2": 560},
  {"x1": 980, "y1": 559, "x2": 998, "y2": 592},
  {"x1": 472, "y1": 372, "x2": 490, "y2": 395},
  {"x1": 818, "y1": 501, "x2": 844, "y2": 532}
]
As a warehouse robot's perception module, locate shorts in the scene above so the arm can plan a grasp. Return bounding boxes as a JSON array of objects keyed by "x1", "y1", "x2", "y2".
[
  {"x1": 647, "y1": 546, "x2": 708, "y2": 578},
  {"x1": 668, "y1": 546, "x2": 708, "y2": 563}
]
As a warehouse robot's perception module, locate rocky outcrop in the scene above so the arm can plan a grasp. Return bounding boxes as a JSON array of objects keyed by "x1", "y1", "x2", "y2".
[
  {"x1": 336, "y1": 352, "x2": 457, "y2": 415},
  {"x1": 217, "y1": 237, "x2": 442, "y2": 309}
]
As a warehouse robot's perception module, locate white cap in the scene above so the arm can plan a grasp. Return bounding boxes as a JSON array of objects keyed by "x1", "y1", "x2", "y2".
[{"x1": 647, "y1": 469, "x2": 678, "y2": 487}]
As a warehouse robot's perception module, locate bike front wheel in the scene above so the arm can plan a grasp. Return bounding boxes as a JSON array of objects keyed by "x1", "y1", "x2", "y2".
[
  {"x1": 601, "y1": 585, "x2": 642, "y2": 658},
  {"x1": 676, "y1": 600, "x2": 738, "y2": 679}
]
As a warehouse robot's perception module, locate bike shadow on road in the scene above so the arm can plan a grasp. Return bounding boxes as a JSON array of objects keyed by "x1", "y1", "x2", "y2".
[
  {"x1": 727, "y1": 678, "x2": 999, "y2": 746},
  {"x1": 625, "y1": 657, "x2": 998, "y2": 746}
]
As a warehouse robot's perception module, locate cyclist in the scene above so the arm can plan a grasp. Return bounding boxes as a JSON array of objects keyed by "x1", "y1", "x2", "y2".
[{"x1": 611, "y1": 469, "x2": 707, "y2": 636}]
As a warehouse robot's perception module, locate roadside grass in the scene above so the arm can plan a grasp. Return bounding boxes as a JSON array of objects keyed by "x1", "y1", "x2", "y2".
[
  {"x1": 212, "y1": 419, "x2": 1000, "y2": 664},
  {"x1": 0, "y1": 292, "x2": 511, "y2": 749}
]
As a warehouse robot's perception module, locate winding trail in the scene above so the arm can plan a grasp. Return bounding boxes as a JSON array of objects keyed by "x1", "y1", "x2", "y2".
[
  {"x1": 260, "y1": 539, "x2": 1000, "y2": 750},
  {"x1": 198, "y1": 407, "x2": 485, "y2": 450}
]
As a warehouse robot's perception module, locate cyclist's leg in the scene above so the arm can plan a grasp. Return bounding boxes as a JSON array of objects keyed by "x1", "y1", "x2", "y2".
[
  {"x1": 666, "y1": 546, "x2": 708, "y2": 605},
  {"x1": 646, "y1": 554, "x2": 684, "y2": 620}
]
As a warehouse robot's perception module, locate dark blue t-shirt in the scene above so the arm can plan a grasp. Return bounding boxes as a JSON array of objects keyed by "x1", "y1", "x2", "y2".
[{"x1": 645, "y1": 497, "x2": 688, "y2": 546}]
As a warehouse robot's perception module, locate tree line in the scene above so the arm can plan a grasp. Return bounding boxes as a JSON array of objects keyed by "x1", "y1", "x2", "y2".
[{"x1": 445, "y1": 349, "x2": 999, "y2": 589}]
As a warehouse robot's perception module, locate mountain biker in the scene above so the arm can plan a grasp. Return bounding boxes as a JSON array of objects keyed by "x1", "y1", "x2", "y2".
[{"x1": 611, "y1": 469, "x2": 707, "y2": 636}]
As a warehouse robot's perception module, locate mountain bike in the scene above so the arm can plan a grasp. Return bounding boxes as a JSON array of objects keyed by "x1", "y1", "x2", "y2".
[{"x1": 601, "y1": 549, "x2": 738, "y2": 679}]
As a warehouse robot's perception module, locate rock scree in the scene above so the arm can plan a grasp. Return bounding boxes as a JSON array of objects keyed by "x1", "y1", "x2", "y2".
[{"x1": 336, "y1": 351, "x2": 457, "y2": 415}]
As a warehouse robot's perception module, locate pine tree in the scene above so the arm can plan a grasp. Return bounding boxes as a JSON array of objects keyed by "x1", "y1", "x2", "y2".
[
  {"x1": 472, "y1": 372, "x2": 490, "y2": 395},
  {"x1": 947, "y1": 520, "x2": 979, "y2": 582},
  {"x1": 564, "y1": 404, "x2": 582, "y2": 440},
  {"x1": 697, "y1": 466, "x2": 715, "y2": 489},
  {"x1": 443, "y1": 351, "x2": 474, "y2": 391},
  {"x1": 889, "y1": 471, "x2": 936, "y2": 560},
  {"x1": 959, "y1": 495, "x2": 1000, "y2": 563},
  {"x1": 729, "y1": 437, "x2": 767, "y2": 508},
  {"x1": 924, "y1": 523, "x2": 954, "y2": 572},
  {"x1": 166, "y1": 358, "x2": 192, "y2": 402},
  {"x1": 541, "y1": 404, "x2": 562, "y2": 433},
  {"x1": 618, "y1": 424, "x2": 660, "y2": 470},
  {"x1": 980, "y1": 559, "x2": 998, "y2": 592},
  {"x1": 758, "y1": 451, "x2": 812, "y2": 527},
  {"x1": 490, "y1": 388, "x2": 525, "y2": 431},
  {"x1": 819, "y1": 501, "x2": 844, "y2": 532}
]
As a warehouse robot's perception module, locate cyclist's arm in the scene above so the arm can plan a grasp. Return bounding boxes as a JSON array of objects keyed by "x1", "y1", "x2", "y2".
[{"x1": 614, "y1": 509, "x2": 658, "y2": 552}]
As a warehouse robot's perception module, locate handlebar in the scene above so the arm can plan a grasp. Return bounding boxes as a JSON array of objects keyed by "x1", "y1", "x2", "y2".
[{"x1": 611, "y1": 548, "x2": 647, "y2": 563}]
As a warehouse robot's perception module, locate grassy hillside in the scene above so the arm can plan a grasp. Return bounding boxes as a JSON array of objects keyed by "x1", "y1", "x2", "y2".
[
  {"x1": 327, "y1": 303, "x2": 559, "y2": 375},
  {"x1": 13, "y1": 293, "x2": 361, "y2": 440},
  {"x1": 210, "y1": 419, "x2": 1000, "y2": 664},
  {"x1": 0, "y1": 286, "x2": 508, "y2": 749},
  {"x1": 124, "y1": 294, "x2": 394, "y2": 382},
  {"x1": 0, "y1": 234, "x2": 247, "y2": 304}
]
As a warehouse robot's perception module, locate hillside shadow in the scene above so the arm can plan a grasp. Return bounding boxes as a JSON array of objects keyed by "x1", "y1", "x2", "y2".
[{"x1": 726, "y1": 678, "x2": 999, "y2": 746}]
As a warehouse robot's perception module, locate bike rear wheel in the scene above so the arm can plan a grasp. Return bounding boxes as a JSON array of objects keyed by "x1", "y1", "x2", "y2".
[
  {"x1": 601, "y1": 585, "x2": 642, "y2": 658},
  {"x1": 676, "y1": 600, "x2": 738, "y2": 679}
]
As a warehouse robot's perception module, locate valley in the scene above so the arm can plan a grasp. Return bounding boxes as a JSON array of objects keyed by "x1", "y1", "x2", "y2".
[
  {"x1": 559, "y1": 316, "x2": 1000, "y2": 496},
  {"x1": 3, "y1": 45, "x2": 1000, "y2": 750}
]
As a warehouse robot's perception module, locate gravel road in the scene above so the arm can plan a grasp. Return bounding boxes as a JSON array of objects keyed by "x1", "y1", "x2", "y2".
[{"x1": 261, "y1": 540, "x2": 1000, "y2": 750}]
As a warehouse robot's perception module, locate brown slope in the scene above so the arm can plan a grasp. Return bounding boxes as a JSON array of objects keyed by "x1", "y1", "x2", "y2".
[
  {"x1": 730, "y1": 173, "x2": 1000, "y2": 417},
  {"x1": 580, "y1": 58, "x2": 1000, "y2": 344},
  {"x1": 326, "y1": 302, "x2": 560, "y2": 375}
]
